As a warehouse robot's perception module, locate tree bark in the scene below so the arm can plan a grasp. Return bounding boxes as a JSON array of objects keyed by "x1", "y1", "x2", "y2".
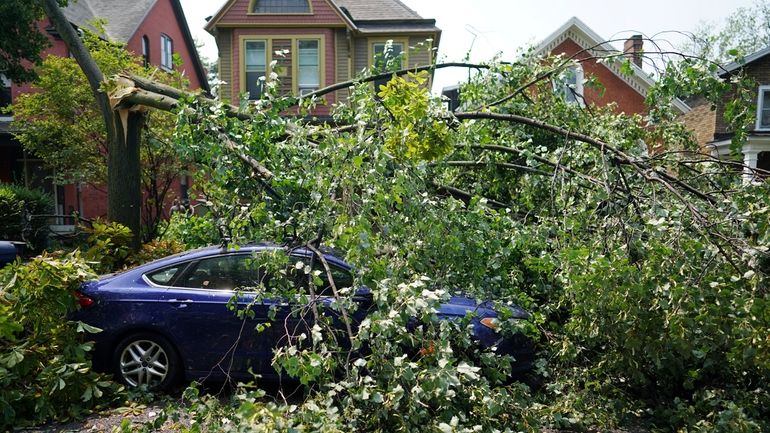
[{"x1": 39, "y1": 0, "x2": 143, "y2": 248}]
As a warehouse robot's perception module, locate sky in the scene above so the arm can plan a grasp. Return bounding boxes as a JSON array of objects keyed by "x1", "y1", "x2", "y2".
[{"x1": 178, "y1": 0, "x2": 755, "y2": 91}]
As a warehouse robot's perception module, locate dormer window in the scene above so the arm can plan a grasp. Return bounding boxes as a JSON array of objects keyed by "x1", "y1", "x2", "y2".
[
  {"x1": 251, "y1": 0, "x2": 310, "y2": 14},
  {"x1": 756, "y1": 85, "x2": 770, "y2": 130}
]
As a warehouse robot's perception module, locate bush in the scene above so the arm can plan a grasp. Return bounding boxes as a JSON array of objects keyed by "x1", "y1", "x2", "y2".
[
  {"x1": 0, "y1": 252, "x2": 122, "y2": 428},
  {"x1": 128, "y1": 238, "x2": 186, "y2": 266},
  {"x1": 0, "y1": 184, "x2": 53, "y2": 253},
  {"x1": 80, "y1": 220, "x2": 133, "y2": 274},
  {"x1": 161, "y1": 213, "x2": 219, "y2": 248}
]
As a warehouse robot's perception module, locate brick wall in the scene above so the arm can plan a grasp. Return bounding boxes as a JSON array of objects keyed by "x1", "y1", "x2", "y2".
[{"x1": 680, "y1": 97, "x2": 716, "y2": 146}]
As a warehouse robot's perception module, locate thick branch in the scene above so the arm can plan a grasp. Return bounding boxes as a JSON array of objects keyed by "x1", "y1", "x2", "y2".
[{"x1": 430, "y1": 160, "x2": 554, "y2": 177}]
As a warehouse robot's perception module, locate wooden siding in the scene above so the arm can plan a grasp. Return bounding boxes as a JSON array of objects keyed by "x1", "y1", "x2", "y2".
[
  {"x1": 217, "y1": 0, "x2": 345, "y2": 27},
  {"x1": 217, "y1": 29, "x2": 233, "y2": 101},
  {"x1": 273, "y1": 39, "x2": 293, "y2": 96},
  {"x1": 351, "y1": 35, "x2": 436, "y2": 74},
  {"x1": 334, "y1": 29, "x2": 350, "y2": 103}
]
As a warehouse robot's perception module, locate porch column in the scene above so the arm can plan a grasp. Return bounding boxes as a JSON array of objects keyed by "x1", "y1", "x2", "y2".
[{"x1": 743, "y1": 149, "x2": 759, "y2": 182}]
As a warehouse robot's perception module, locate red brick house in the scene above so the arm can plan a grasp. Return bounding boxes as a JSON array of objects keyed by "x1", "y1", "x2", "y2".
[
  {"x1": 0, "y1": 0, "x2": 209, "y2": 229},
  {"x1": 205, "y1": 0, "x2": 441, "y2": 115},
  {"x1": 444, "y1": 17, "x2": 689, "y2": 117},
  {"x1": 683, "y1": 47, "x2": 770, "y2": 180}
]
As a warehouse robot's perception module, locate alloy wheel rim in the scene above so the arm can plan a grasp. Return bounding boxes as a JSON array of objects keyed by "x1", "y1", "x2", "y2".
[{"x1": 119, "y1": 340, "x2": 169, "y2": 387}]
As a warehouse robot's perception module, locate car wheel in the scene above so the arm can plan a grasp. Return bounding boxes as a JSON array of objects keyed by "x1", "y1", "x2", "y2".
[{"x1": 113, "y1": 333, "x2": 180, "y2": 390}]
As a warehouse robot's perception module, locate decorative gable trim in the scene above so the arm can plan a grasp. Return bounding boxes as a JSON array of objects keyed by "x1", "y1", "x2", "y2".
[{"x1": 206, "y1": 0, "x2": 355, "y2": 34}]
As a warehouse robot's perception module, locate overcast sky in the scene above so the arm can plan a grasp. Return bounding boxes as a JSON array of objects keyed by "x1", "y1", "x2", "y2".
[{"x1": 179, "y1": 0, "x2": 755, "y2": 91}]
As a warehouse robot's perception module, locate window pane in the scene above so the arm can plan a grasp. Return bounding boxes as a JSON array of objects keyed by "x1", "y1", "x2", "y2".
[
  {"x1": 289, "y1": 257, "x2": 353, "y2": 296},
  {"x1": 761, "y1": 91, "x2": 770, "y2": 128},
  {"x1": 146, "y1": 266, "x2": 181, "y2": 285},
  {"x1": 179, "y1": 255, "x2": 267, "y2": 291},
  {"x1": 253, "y1": 0, "x2": 310, "y2": 13},
  {"x1": 246, "y1": 41, "x2": 266, "y2": 70},
  {"x1": 298, "y1": 40, "x2": 319, "y2": 90},
  {"x1": 373, "y1": 43, "x2": 403, "y2": 71}
]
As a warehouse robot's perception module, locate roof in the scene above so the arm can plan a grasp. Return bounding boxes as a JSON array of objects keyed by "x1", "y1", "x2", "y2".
[
  {"x1": 720, "y1": 45, "x2": 770, "y2": 76},
  {"x1": 331, "y1": 0, "x2": 422, "y2": 21},
  {"x1": 533, "y1": 16, "x2": 690, "y2": 114},
  {"x1": 63, "y1": 0, "x2": 157, "y2": 42},
  {"x1": 62, "y1": 0, "x2": 210, "y2": 92},
  {"x1": 207, "y1": 0, "x2": 440, "y2": 36}
]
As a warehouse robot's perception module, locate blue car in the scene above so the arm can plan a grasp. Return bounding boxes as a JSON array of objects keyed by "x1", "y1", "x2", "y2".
[{"x1": 73, "y1": 244, "x2": 533, "y2": 390}]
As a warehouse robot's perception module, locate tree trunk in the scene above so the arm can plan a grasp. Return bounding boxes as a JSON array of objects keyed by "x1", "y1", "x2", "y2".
[
  {"x1": 39, "y1": 0, "x2": 143, "y2": 248},
  {"x1": 111, "y1": 110, "x2": 144, "y2": 249}
]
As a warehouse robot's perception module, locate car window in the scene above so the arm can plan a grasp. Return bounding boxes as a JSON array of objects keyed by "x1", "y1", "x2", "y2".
[
  {"x1": 145, "y1": 265, "x2": 182, "y2": 286},
  {"x1": 289, "y1": 257, "x2": 353, "y2": 296},
  {"x1": 177, "y1": 254, "x2": 268, "y2": 291}
]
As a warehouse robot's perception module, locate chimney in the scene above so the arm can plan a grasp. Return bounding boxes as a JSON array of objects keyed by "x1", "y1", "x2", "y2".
[{"x1": 624, "y1": 35, "x2": 644, "y2": 67}]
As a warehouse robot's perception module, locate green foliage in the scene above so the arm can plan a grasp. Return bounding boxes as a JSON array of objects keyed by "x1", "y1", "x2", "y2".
[
  {"x1": 163, "y1": 47, "x2": 769, "y2": 431},
  {"x1": 10, "y1": 28, "x2": 190, "y2": 241},
  {"x1": 81, "y1": 220, "x2": 133, "y2": 273},
  {"x1": 0, "y1": 0, "x2": 68, "y2": 83},
  {"x1": 0, "y1": 252, "x2": 121, "y2": 428},
  {"x1": 127, "y1": 239, "x2": 186, "y2": 266},
  {"x1": 377, "y1": 71, "x2": 453, "y2": 161},
  {"x1": 160, "y1": 213, "x2": 220, "y2": 248},
  {"x1": 0, "y1": 184, "x2": 54, "y2": 253}
]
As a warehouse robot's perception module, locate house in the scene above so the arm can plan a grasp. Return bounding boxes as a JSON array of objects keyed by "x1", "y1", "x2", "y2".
[
  {"x1": 443, "y1": 17, "x2": 689, "y2": 117},
  {"x1": 683, "y1": 46, "x2": 770, "y2": 179},
  {"x1": 0, "y1": 0, "x2": 209, "y2": 228},
  {"x1": 204, "y1": 0, "x2": 441, "y2": 115}
]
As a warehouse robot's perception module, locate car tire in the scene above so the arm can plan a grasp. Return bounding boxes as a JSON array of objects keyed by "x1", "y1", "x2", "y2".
[{"x1": 112, "y1": 332, "x2": 181, "y2": 391}]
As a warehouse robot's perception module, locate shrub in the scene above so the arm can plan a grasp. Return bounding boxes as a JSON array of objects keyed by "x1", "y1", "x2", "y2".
[
  {"x1": 161, "y1": 213, "x2": 219, "y2": 248},
  {"x1": 128, "y1": 238, "x2": 186, "y2": 266},
  {"x1": 0, "y1": 184, "x2": 53, "y2": 253},
  {"x1": 0, "y1": 252, "x2": 122, "y2": 428},
  {"x1": 80, "y1": 220, "x2": 133, "y2": 274}
]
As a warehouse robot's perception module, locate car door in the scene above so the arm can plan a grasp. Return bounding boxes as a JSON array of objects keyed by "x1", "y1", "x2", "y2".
[{"x1": 161, "y1": 253, "x2": 275, "y2": 379}]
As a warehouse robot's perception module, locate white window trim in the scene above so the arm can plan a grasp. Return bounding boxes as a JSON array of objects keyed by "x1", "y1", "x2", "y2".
[
  {"x1": 160, "y1": 34, "x2": 173, "y2": 71},
  {"x1": 755, "y1": 85, "x2": 770, "y2": 131}
]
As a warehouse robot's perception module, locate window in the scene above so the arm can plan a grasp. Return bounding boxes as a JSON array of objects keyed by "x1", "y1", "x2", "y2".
[
  {"x1": 145, "y1": 265, "x2": 183, "y2": 286},
  {"x1": 556, "y1": 65, "x2": 584, "y2": 105},
  {"x1": 372, "y1": 41, "x2": 404, "y2": 72},
  {"x1": 245, "y1": 40, "x2": 267, "y2": 100},
  {"x1": 756, "y1": 86, "x2": 770, "y2": 130},
  {"x1": 142, "y1": 35, "x2": 150, "y2": 67},
  {"x1": 297, "y1": 39, "x2": 320, "y2": 95},
  {"x1": 178, "y1": 255, "x2": 268, "y2": 291},
  {"x1": 160, "y1": 34, "x2": 173, "y2": 71},
  {"x1": 0, "y1": 74, "x2": 10, "y2": 116},
  {"x1": 251, "y1": 0, "x2": 310, "y2": 13}
]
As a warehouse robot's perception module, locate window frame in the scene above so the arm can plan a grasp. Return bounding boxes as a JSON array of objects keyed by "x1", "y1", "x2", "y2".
[
  {"x1": 160, "y1": 33, "x2": 174, "y2": 71},
  {"x1": 239, "y1": 35, "x2": 325, "y2": 100},
  {"x1": 756, "y1": 85, "x2": 770, "y2": 131},
  {"x1": 247, "y1": 0, "x2": 312, "y2": 15},
  {"x1": 369, "y1": 38, "x2": 409, "y2": 71},
  {"x1": 297, "y1": 38, "x2": 321, "y2": 96},
  {"x1": 243, "y1": 39, "x2": 268, "y2": 100}
]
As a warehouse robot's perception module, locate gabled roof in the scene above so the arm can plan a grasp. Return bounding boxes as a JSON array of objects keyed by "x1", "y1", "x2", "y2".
[
  {"x1": 720, "y1": 45, "x2": 770, "y2": 76},
  {"x1": 61, "y1": 0, "x2": 209, "y2": 92},
  {"x1": 533, "y1": 16, "x2": 689, "y2": 114},
  {"x1": 63, "y1": 0, "x2": 157, "y2": 42},
  {"x1": 206, "y1": 0, "x2": 440, "y2": 36}
]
